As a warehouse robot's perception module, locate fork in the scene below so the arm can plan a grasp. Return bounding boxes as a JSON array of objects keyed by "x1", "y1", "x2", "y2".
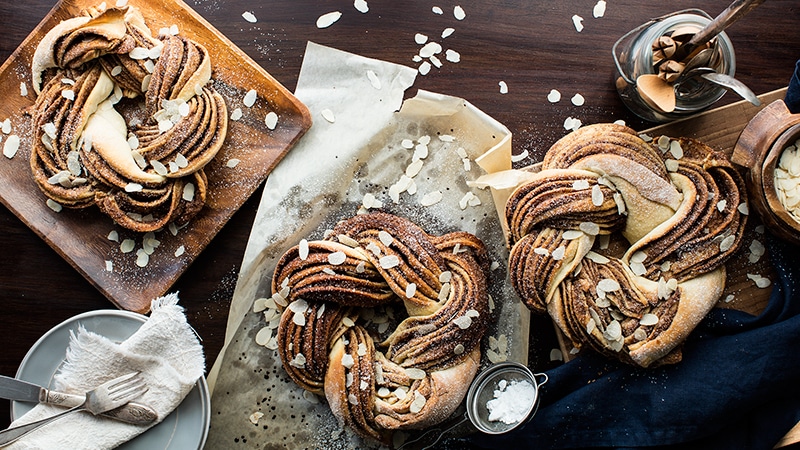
[{"x1": 0, "y1": 372, "x2": 147, "y2": 446}]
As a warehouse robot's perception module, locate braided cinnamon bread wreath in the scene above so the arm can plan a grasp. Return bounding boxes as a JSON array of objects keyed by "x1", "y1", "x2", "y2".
[
  {"x1": 506, "y1": 123, "x2": 747, "y2": 367},
  {"x1": 28, "y1": 5, "x2": 227, "y2": 232},
  {"x1": 271, "y1": 212, "x2": 491, "y2": 443}
]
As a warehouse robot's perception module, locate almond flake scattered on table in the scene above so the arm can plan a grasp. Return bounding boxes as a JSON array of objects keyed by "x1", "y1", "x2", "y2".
[
  {"x1": 511, "y1": 149, "x2": 529, "y2": 163},
  {"x1": 419, "y1": 41, "x2": 443, "y2": 58},
  {"x1": 445, "y1": 49, "x2": 461, "y2": 63},
  {"x1": 747, "y1": 273, "x2": 772, "y2": 288},
  {"x1": 242, "y1": 11, "x2": 257, "y2": 23},
  {"x1": 46, "y1": 199, "x2": 62, "y2": 212},
  {"x1": 415, "y1": 33, "x2": 428, "y2": 44},
  {"x1": 265, "y1": 111, "x2": 278, "y2": 129},
  {"x1": 243, "y1": 89, "x2": 257, "y2": 107},
  {"x1": 354, "y1": 0, "x2": 369, "y2": 14},
  {"x1": 406, "y1": 159, "x2": 424, "y2": 177},
  {"x1": 442, "y1": 27, "x2": 455, "y2": 38},
  {"x1": 564, "y1": 116, "x2": 582, "y2": 131},
  {"x1": 499, "y1": 81, "x2": 509, "y2": 94},
  {"x1": 316, "y1": 11, "x2": 342, "y2": 28},
  {"x1": 593, "y1": 0, "x2": 607, "y2": 18},
  {"x1": 321, "y1": 108, "x2": 336, "y2": 123},
  {"x1": 571, "y1": 93, "x2": 585, "y2": 106},
  {"x1": 572, "y1": 14, "x2": 584, "y2": 32},
  {"x1": 432, "y1": 6, "x2": 443, "y2": 14},
  {"x1": 418, "y1": 61, "x2": 432, "y2": 75},
  {"x1": 362, "y1": 193, "x2": 383, "y2": 210},
  {"x1": 120, "y1": 238, "x2": 135, "y2": 253},
  {"x1": 748, "y1": 239, "x2": 766, "y2": 264},
  {"x1": 453, "y1": 5, "x2": 466, "y2": 20},
  {"x1": 547, "y1": 89, "x2": 561, "y2": 103},
  {"x1": 2, "y1": 134, "x2": 19, "y2": 159},
  {"x1": 135, "y1": 249, "x2": 149, "y2": 267}
]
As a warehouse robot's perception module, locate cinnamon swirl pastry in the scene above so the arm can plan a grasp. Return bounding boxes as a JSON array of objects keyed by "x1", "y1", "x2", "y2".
[
  {"x1": 28, "y1": 4, "x2": 227, "y2": 232},
  {"x1": 506, "y1": 123, "x2": 747, "y2": 367},
  {"x1": 271, "y1": 212, "x2": 491, "y2": 443}
]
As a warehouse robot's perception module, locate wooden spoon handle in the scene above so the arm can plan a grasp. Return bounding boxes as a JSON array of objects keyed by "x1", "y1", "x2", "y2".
[{"x1": 687, "y1": 0, "x2": 767, "y2": 49}]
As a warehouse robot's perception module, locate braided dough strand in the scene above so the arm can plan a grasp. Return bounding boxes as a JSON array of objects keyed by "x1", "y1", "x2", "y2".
[
  {"x1": 28, "y1": 4, "x2": 227, "y2": 232},
  {"x1": 272, "y1": 212, "x2": 490, "y2": 443},
  {"x1": 507, "y1": 124, "x2": 746, "y2": 367}
]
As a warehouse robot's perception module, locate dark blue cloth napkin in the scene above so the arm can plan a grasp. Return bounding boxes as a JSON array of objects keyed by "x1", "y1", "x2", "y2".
[
  {"x1": 456, "y1": 61, "x2": 800, "y2": 450},
  {"x1": 785, "y1": 59, "x2": 800, "y2": 114}
]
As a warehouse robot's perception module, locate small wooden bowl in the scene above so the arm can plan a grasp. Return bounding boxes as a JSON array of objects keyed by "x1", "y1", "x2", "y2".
[{"x1": 732, "y1": 99, "x2": 800, "y2": 245}]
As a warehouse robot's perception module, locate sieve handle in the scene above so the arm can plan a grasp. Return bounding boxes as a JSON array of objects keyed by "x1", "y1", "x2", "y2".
[
  {"x1": 534, "y1": 372, "x2": 549, "y2": 387},
  {"x1": 396, "y1": 413, "x2": 470, "y2": 450}
]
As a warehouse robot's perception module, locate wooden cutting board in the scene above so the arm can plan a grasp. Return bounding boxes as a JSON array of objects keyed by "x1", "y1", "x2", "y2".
[{"x1": 641, "y1": 88, "x2": 788, "y2": 318}]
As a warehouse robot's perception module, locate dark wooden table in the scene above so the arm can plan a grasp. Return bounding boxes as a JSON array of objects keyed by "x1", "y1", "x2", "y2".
[{"x1": 1, "y1": 0, "x2": 798, "y2": 440}]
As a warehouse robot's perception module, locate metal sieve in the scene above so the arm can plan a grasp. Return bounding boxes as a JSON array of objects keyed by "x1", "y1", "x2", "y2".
[
  {"x1": 398, "y1": 362, "x2": 548, "y2": 449},
  {"x1": 465, "y1": 361, "x2": 548, "y2": 434}
]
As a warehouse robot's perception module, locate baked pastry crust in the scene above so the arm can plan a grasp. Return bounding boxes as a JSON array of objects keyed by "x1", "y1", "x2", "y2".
[
  {"x1": 272, "y1": 212, "x2": 490, "y2": 443},
  {"x1": 506, "y1": 123, "x2": 747, "y2": 367},
  {"x1": 28, "y1": 4, "x2": 227, "y2": 232}
]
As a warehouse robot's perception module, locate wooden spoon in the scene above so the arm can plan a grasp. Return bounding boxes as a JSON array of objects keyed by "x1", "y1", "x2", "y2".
[
  {"x1": 672, "y1": 0, "x2": 767, "y2": 61},
  {"x1": 636, "y1": 74, "x2": 676, "y2": 113}
]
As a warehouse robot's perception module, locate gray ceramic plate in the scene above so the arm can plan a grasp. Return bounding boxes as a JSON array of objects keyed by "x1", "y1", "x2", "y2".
[{"x1": 11, "y1": 310, "x2": 210, "y2": 450}]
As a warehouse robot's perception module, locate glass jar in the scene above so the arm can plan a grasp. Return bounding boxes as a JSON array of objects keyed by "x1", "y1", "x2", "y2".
[{"x1": 612, "y1": 9, "x2": 736, "y2": 123}]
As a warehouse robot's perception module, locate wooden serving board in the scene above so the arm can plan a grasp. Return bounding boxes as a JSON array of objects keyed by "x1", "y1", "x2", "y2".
[
  {"x1": 0, "y1": 0, "x2": 311, "y2": 313},
  {"x1": 640, "y1": 88, "x2": 800, "y2": 448},
  {"x1": 641, "y1": 88, "x2": 788, "y2": 318}
]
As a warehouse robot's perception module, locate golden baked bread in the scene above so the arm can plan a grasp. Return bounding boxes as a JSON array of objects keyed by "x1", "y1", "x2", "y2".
[
  {"x1": 506, "y1": 123, "x2": 747, "y2": 367},
  {"x1": 28, "y1": 4, "x2": 227, "y2": 232},
  {"x1": 271, "y1": 212, "x2": 491, "y2": 443}
]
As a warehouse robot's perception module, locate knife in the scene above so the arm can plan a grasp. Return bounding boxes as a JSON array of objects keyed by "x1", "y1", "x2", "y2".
[{"x1": 0, "y1": 375, "x2": 158, "y2": 425}]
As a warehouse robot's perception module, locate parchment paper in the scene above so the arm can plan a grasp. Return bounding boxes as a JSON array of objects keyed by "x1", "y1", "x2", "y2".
[{"x1": 206, "y1": 42, "x2": 529, "y2": 449}]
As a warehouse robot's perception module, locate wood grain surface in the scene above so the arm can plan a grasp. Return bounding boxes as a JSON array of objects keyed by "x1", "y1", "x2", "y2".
[{"x1": 1, "y1": 0, "x2": 799, "y2": 442}]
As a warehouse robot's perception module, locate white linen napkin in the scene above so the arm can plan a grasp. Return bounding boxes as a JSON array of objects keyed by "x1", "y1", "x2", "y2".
[{"x1": 7, "y1": 293, "x2": 205, "y2": 450}]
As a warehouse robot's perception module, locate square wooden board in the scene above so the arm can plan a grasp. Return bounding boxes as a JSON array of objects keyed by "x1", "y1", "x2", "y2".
[{"x1": 0, "y1": 0, "x2": 312, "y2": 313}]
